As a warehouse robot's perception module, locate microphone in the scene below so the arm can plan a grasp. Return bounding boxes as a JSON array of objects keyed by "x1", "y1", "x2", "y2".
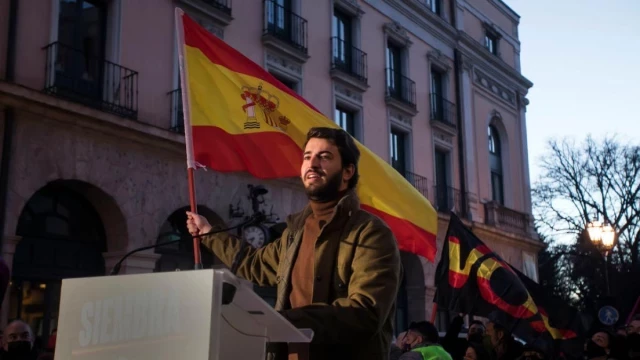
[
  {"x1": 109, "y1": 214, "x2": 261, "y2": 276},
  {"x1": 230, "y1": 212, "x2": 267, "y2": 275}
]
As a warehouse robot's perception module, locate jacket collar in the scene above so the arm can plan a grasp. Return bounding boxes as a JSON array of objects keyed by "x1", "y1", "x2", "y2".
[{"x1": 285, "y1": 188, "x2": 360, "y2": 232}]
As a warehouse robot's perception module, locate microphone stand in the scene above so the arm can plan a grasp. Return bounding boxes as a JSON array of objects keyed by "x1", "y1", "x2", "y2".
[{"x1": 109, "y1": 214, "x2": 263, "y2": 275}]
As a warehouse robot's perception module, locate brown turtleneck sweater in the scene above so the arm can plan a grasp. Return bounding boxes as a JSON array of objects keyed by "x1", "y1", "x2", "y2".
[
  {"x1": 289, "y1": 198, "x2": 338, "y2": 308},
  {"x1": 288, "y1": 197, "x2": 340, "y2": 360}
]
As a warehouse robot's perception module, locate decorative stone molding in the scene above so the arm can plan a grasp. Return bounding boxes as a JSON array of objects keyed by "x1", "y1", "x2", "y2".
[
  {"x1": 334, "y1": 83, "x2": 363, "y2": 106},
  {"x1": 334, "y1": 0, "x2": 364, "y2": 18},
  {"x1": 460, "y1": 54, "x2": 474, "y2": 72},
  {"x1": 427, "y1": 50, "x2": 452, "y2": 72},
  {"x1": 473, "y1": 69, "x2": 515, "y2": 106},
  {"x1": 202, "y1": 22, "x2": 224, "y2": 39},
  {"x1": 432, "y1": 128, "x2": 454, "y2": 150},
  {"x1": 265, "y1": 52, "x2": 303, "y2": 83},
  {"x1": 178, "y1": 0, "x2": 233, "y2": 27},
  {"x1": 389, "y1": 108, "x2": 412, "y2": 130},
  {"x1": 482, "y1": 21, "x2": 503, "y2": 41},
  {"x1": 518, "y1": 93, "x2": 530, "y2": 107},
  {"x1": 383, "y1": 21, "x2": 412, "y2": 47},
  {"x1": 490, "y1": 109, "x2": 502, "y2": 120},
  {"x1": 330, "y1": 69, "x2": 369, "y2": 93}
]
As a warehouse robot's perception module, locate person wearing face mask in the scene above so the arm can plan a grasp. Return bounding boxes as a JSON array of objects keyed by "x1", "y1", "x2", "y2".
[
  {"x1": 0, "y1": 320, "x2": 38, "y2": 360},
  {"x1": 584, "y1": 330, "x2": 617, "y2": 360},
  {"x1": 397, "y1": 321, "x2": 453, "y2": 360}
]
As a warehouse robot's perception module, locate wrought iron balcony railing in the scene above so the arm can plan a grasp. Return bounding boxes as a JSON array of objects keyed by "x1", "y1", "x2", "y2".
[
  {"x1": 405, "y1": 171, "x2": 429, "y2": 199},
  {"x1": 331, "y1": 37, "x2": 367, "y2": 83},
  {"x1": 202, "y1": 0, "x2": 232, "y2": 15},
  {"x1": 430, "y1": 93, "x2": 456, "y2": 126},
  {"x1": 44, "y1": 42, "x2": 138, "y2": 119},
  {"x1": 432, "y1": 185, "x2": 464, "y2": 214},
  {"x1": 385, "y1": 68, "x2": 416, "y2": 107},
  {"x1": 168, "y1": 88, "x2": 184, "y2": 133},
  {"x1": 263, "y1": 0, "x2": 308, "y2": 54}
]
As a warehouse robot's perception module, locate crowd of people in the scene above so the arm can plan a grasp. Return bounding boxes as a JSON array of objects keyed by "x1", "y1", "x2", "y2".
[{"x1": 389, "y1": 314, "x2": 640, "y2": 360}]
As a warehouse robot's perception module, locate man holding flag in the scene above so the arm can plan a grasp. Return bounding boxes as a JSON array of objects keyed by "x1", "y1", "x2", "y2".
[{"x1": 187, "y1": 127, "x2": 402, "y2": 360}]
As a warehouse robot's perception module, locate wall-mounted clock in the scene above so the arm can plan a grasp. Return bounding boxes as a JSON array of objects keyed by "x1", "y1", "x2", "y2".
[{"x1": 242, "y1": 224, "x2": 270, "y2": 248}]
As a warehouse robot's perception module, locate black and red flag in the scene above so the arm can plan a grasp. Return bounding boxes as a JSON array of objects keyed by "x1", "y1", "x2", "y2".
[{"x1": 434, "y1": 213, "x2": 590, "y2": 357}]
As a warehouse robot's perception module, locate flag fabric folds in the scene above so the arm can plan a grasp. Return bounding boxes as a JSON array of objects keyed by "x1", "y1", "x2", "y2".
[
  {"x1": 434, "y1": 213, "x2": 589, "y2": 357},
  {"x1": 176, "y1": 11, "x2": 438, "y2": 261}
]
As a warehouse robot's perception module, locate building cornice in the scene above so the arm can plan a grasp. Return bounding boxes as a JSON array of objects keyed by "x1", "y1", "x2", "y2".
[
  {"x1": 398, "y1": 0, "x2": 458, "y2": 38},
  {"x1": 491, "y1": 0, "x2": 520, "y2": 22},
  {"x1": 460, "y1": 0, "x2": 521, "y2": 49},
  {"x1": 458, "y1": 33, "x2": 533, "y2": 92},
  {"x1": 376, "y1": 0, "x2": 458, "y2": 49}
]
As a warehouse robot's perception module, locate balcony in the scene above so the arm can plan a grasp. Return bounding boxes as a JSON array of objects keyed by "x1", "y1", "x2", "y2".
[
  {"x1": 168, "y1": 88, "x2": 184, "y2": 133},
  {"x1": 44, "y1": 42, "x2": 138, "y2": 119},
  {"x1": 203, "y1": 0, "x2": 232, "y2": 15},
  {"x1": 262, "y1": 0, "x2": 309, "y2": 63},
  {"x1": 176, "y1": 0, "x2": 233, "y2": 25},
  {"x1": 405, "y1": 171, "x2": 429, "y2": 199},
  {"x1": 432, "y1": 185, "x2": 464, "y2": 214},
  {"x1": 484, "y1": 201, "x2": 532, "y2": 236},
  {"x1": 330, "y1": 37, "x2": 368, "y2": 91},
  {"x1": 385, "y1": 68, "x2": 417, "y2": 116},
  {"x1": 430, "y1": 93, "x2": 457, "y2": 135}
]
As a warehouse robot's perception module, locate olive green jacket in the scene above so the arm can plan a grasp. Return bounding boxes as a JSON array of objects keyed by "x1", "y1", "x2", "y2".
[{"x1": 201, "y1": 190, "x2": 402, "y2": 360}]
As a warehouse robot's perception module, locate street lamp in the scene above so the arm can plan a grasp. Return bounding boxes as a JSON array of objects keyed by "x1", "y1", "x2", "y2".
[{"x1": 586, "y1": 219, "x2": 616, "y2": 295}]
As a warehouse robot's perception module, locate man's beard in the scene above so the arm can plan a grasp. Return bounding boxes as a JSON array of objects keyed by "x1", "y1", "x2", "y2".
[{"x1": 304, "y1": 170, "x2": 343, "y2": 202}]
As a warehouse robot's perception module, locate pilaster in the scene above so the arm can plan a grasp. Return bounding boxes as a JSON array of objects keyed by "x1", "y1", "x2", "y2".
[{"x1": 459, "y1": 56, "x2": 480, "y2": 221}]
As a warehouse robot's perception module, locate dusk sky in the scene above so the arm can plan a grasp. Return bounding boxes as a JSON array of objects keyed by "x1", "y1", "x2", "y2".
[{"x1": 506, "y1": 0, "x2": 640, "y2": 183}]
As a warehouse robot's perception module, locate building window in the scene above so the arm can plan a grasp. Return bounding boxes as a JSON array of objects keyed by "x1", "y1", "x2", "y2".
[
  {"x1": 485, "y1": 33, "x2": 498, "y2": 55},
  {"x1": 386, "y1": 43, "x2": 402, "y2": 94},
  {"x1": 335, "y1": 107, "x2": 355, "y2": 137},
  {"x1": 430, "y1": 69, "x2": 444, "y2": 120},
  {"x1": 425, "y1": 0, "x2": 440, "y2": 15},
  {"x1": 434, "y1": 149, "x2": 451, "y2": 211},
  {"x1": 488, "y1": 125, "x2": 504, "y2": 204},
  {"x1": 266, "y1": 0, "x2": 292, "y2": 36},
  {"x1": 271, "y1": 72, "x2": 299, "y2": 93},
  {"x1": 332, "y1": 8, "x2": 352, "y2": 67},
  {"x1": 390, "y1": 129, "x2": 407, "y2": 177}
]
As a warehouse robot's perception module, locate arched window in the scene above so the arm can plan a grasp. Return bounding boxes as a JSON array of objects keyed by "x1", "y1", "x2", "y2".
[
  {"x1": 15, "y1": 183, "x2": 107, "y2": 278},
  {"x1": 488, "y1": 125, "x2": 504, "y2": 205},
  {"x1": 14, "y1": 182, "x2": 108, "y2": 345}
]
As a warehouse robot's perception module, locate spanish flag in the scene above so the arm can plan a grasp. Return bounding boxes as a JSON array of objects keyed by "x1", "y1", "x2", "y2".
[{"x1": 176, "y1": 10, "x2": 438, "y2": 261}]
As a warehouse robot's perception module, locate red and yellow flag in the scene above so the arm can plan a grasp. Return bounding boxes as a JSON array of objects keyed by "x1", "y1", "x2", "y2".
[{"x1": 176, "y1": 11, "x2": 438, "y2": 261}]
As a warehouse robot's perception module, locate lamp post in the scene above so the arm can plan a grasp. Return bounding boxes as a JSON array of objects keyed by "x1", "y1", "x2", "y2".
[{"x1": 586, "y1": 219, "x2": 616, "y2": 296}]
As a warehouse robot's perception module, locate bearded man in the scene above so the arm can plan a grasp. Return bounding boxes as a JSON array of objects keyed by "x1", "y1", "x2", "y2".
[{"x1": 187, "y1": 127, "x2": 402, "y2": 360}]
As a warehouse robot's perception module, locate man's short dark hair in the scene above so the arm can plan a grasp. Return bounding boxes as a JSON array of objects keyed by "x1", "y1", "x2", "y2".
[
  {"x1": 408, "y1": 321, "x2": 440, "y2": 344},
  {"x1": 304, "y1": 127, "x2": 360, "y2": 189}
]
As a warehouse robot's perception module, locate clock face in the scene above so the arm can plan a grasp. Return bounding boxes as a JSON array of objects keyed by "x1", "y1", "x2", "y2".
[{"x1": 243, "y1": 225, "x2": 267, "y2": 248}]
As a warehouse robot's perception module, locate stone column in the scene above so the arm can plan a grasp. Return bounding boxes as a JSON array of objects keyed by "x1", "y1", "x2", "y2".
[
  {"x1": 103, "y1": 250, "x2": 161, "y2": 275},
  {"x1": 460, "y1": 56, "x2": 481, "y2": 221}
]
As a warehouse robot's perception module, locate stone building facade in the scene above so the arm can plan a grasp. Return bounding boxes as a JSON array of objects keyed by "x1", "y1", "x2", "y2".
[{"x1": 0, "y1": 0, "x2": 541, "y2": 344}]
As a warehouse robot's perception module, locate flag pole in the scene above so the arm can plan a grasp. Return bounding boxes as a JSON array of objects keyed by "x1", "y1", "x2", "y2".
[{"x1": 175, "y1": 8, "x2": 202, "y2": 269}]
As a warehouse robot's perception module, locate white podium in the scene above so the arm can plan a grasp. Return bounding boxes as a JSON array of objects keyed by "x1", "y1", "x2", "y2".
[{"x1": 53, "y1": 268, "x2": 313, "y2": 359}]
